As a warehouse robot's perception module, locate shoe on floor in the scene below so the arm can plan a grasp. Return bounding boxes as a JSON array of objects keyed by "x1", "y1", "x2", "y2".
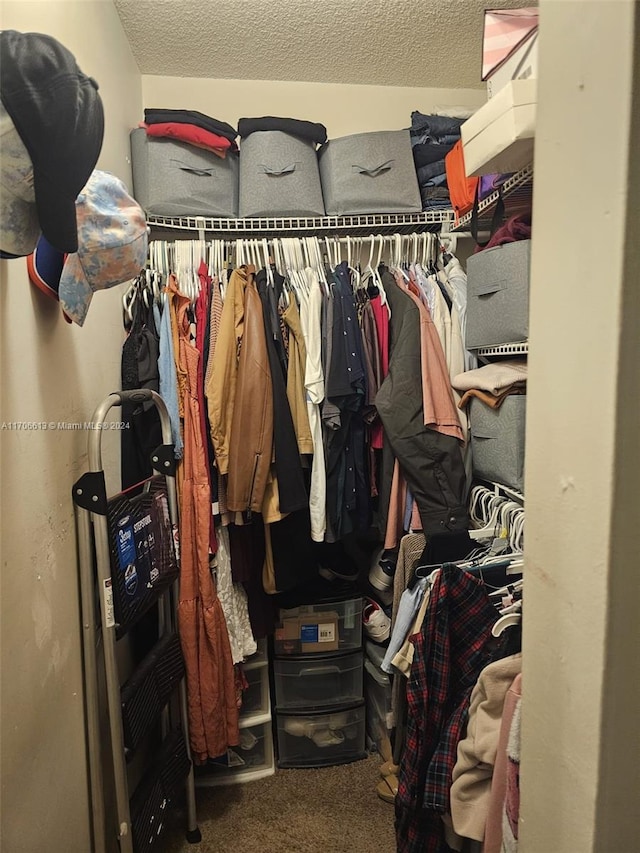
[
  {"x1": 384, "y1": 773, "x2": 399, "y2": 795},
  {"x1": 376, "y1": 778, "x2": 396, "y2": 804},
  {"x1": 283, "y1": 718, "x2": 315, "y2": 738},
  {"x1": 369, "y1": 549, "x2": 397, "y2": 593},
  {"x1": 379, "y1": 760, "x2": 400, "y2": 778},
  {"x1": 363, "y1": 597, "x2": 391, "y2": 643}
]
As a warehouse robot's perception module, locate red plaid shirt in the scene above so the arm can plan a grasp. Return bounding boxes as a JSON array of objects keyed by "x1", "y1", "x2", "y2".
[{"x1": 395, "y1": 565, "x2": 497, "y2": 853}]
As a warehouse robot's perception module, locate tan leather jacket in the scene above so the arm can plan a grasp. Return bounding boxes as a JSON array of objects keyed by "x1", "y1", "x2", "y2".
[
  {"x1": 206, "y1": 266, "x2": 274, "y2": 513},
  {"x1": 206, "y1": 266, "x2": 247, "y2": 475}
]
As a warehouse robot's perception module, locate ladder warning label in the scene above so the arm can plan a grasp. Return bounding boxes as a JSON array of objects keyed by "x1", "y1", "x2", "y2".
[{"x1": 103, "y1": 578, "x2": 115, "y2": 628}]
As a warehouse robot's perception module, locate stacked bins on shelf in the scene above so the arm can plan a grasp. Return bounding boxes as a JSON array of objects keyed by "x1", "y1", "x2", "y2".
[
  {"x1": 194, "y1": 638, "x2": 275, "y2": 785},
  {"x1": 273, "y1": 595, "x2": 366, "y2": 768},
  {"x1": 465, "y1": 239, "x2": 531, "y2": 493}
]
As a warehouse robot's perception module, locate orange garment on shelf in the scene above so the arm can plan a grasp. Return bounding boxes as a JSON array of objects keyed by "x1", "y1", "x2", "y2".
[
  {"x1": 175, "y1": 286, "x2": 239, "y2": 763},
  {"x1": 457, "y1": 384, "x2": 527, "y2": 410}
]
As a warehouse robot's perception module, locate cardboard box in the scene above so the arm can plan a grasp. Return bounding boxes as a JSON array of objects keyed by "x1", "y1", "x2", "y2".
[
  {"x1": 274, "y1": 611, "x2": 340, "y2": 655},
  {"x1": 461, "y1": 79, "x2": 536, "y2": 177},
  {"x1": 274, "y1": 616, "x2": 302, "y2": 655},
  {"x1": 487, "y1": 31, "x2": 538, "y2": 99},
  {"x1": 299, "y1": 611, "x2": 340, "y2": 654}
]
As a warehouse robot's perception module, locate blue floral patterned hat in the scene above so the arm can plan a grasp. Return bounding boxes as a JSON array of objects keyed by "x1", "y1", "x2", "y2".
[{"x1": 58, "y1": 170, "x2": 148, "y2": 326}]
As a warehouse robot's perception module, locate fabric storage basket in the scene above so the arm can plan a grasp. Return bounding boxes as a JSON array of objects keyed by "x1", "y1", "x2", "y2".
[
  {"x1": 466, "y1": 239, "x2": 531, "y2": 349},
  {"x1": 470, "y1": 395, "x2": 526, "y2": 492},
  {"x1": 238, "y1": 130, "x2": 325, "y2": 217},
  {"x1": 318, "y1": 129, "x2": 422, "y2": 216},
  {"x1": 130, "y1": 128, "x2": 239, "y2": 217}
]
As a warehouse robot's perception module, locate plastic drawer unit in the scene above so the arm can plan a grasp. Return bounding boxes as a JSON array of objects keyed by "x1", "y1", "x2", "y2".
[
  {"x1": 274, "y1": 651, "x2": 363, "y2": 711},
  {"x1": 364, "y1": 641, "x2": 393, "y2": 755},
  {"x1": 240, "y1": 663, "x2": 271, "y2": 719},
  {"x1": 194, "y1": 714, "x2": 275, "y2": 786},
  {"x1": 276, "y1": 702, "x2": 366, "y2": 768},
  {"x1": 196, "y1": 637, "x2": 275, "y2": 786}
]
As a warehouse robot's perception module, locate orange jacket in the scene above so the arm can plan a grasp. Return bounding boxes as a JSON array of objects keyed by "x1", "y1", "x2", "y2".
[{"x1": 206, "y1": 266, "x2": 274, "y2": 513}]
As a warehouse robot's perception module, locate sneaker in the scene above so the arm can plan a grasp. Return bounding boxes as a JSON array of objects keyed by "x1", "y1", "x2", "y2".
[
  {"x1": 310, "y1": 728, "x2": 345, "y2": 748},
  {"x1": 363, "y1": 597, "x2": 391, "y2": 643},
  {"x1": 318, "y1": 563, "x2": 360, "y2": 583},
  {"x1": 369, "y1": 549, "x2": 397, "y2": 594},
  {"x1": 316, "y1": 542, "x2": 360, "y2": 583}
]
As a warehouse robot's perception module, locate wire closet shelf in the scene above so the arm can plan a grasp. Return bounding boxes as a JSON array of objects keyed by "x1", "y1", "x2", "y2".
[
  {"x1": 475, "y1": 342, "x2": 529, "y2": 358},
  {"x1": 453, "y1": 164, "x2": 534, "y2": 231},
  {"x1": 146, "y1": 210, "x2": 456, "y2": 238}
]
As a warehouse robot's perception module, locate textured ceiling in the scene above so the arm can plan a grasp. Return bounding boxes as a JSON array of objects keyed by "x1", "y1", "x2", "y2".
[{"x1": 113, "y1": 0, "x2": 535, "y2": 89}]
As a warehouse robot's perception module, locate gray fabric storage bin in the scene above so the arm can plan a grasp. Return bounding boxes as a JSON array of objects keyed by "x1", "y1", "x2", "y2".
[
  {"x1": 470, "y1": 395, "x2": 526, "y2": 492},
  {"x1": 318, "y1": 129, "x2": 422, "y2": 215},
  {"x1": 238, "y1": 130, "x2": 325, "y2": 217},
  {"x1": 466, "y1": 239, "x2": 531, "y2": 349},
  {"x1": 130, "y1": 128, "x2": 239, "y2": 217}
]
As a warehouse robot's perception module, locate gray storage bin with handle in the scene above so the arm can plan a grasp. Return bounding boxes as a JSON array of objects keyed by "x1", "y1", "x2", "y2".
[
  {"x1": 470, "y1": 395, "x2": 526, "y2": 492},
  {"x1": 130, "y1": 128, "x2": 239, "y2": 217},
  {"x1": 238, "y1": 130, "x2": 325, "y2": 218},
  {"x1": 318, "y1": 129, "x2": 422, "y2": 215},
  {"x1": 465, "y1": 239, "x2": 531, "y2": 349}
]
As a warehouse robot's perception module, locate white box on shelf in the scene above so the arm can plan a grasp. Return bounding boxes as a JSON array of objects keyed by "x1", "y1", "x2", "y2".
[
  {"x1": 487, "y1": 31, "x2": 538, "y2": 99},
  {"x1": 462, "y1": 79, "x2": 536, "y2": 176}
]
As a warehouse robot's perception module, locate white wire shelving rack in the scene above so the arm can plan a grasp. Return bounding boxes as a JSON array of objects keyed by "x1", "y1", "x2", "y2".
[
  {"x1": 453, "y1": 164, "x2": 534, "y2": 232},
  {"x1": 475, "y1": 342, "x2": 529, "y2": 359},
  {"x1": 146, "y1": 210, "x2": 456, "y2": 238}
]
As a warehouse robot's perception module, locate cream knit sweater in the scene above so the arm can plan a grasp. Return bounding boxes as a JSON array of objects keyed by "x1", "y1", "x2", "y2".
[{"x1": 449, "y1": 653, "x2": 522, "y2": 842}]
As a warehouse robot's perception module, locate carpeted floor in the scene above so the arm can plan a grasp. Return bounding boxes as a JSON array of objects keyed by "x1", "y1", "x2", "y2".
[{"x1": 164, "y1": 754, "x2": 396, "y2": 853}]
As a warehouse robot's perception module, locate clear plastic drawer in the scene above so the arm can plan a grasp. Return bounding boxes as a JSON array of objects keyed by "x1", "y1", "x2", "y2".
[
  {"x1": 274, "y1": 651, "x2": 363, "y2": 711},
  {"x1": 276, "y1": 703, "x2": 366, "y2": 768},
  {"x1": 274, "y1": 597, "x2": 363, "y2": 656}
]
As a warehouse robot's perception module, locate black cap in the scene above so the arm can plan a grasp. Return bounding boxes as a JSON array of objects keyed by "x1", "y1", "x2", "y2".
[{"x1": 0, "y1": 31, "x2": 104, "y2": 253}]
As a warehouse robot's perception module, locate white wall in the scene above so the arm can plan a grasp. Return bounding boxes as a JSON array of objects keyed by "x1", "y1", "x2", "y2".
[
  {"x1": 521, "y1": 1, "x2": 640, "y2": 850},
  {"x1": 0, "y1": 2, "x2": 142, "y2": 851},
  {"x1": 141, "y1": 75, "x2": 486, "y2": 137}
]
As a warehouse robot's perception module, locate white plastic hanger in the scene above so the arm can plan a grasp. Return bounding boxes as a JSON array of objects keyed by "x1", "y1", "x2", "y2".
[
  {"x1": 492, "y1": 605, "x2": 522, "y2": 638},
  {"x1": 469, "y1": 492, "x2": 507, "y2": 541},
  {"x1": 122, "y1": 278, "x2": 138, "y2": 325}
]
